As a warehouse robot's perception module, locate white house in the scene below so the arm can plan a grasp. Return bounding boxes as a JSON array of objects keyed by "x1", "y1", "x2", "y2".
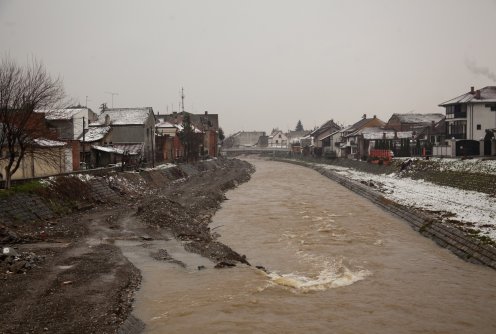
[
  {"x1": 268, "y1": 130, "x2": 288, "y2": 148},
  {"x1": 439, "y1": 86, "x2": 496, "y2": 140},
  {"x1": 40, "y1": 108, "x2": 98, "y2": 141}
]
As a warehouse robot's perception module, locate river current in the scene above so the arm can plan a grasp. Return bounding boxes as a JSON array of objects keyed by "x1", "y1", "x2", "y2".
[{"x1": 119, "y1": 158, "x2": 496, "y2": 333}]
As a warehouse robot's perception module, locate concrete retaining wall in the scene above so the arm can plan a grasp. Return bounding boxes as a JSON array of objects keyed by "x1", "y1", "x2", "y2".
[{"x1": 277, "y1": 158, "x2": 496, "y2": 270}]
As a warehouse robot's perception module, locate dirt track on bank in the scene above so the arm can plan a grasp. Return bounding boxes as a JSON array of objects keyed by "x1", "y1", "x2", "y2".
[{"x1": 0, "y1": 158, "x2": 254, "y2": 334}]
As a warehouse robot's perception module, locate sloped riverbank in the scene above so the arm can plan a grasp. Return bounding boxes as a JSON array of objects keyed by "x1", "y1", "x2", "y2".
[{"x1": 0, "y1": 158, "x2": 254, "y2": 334}]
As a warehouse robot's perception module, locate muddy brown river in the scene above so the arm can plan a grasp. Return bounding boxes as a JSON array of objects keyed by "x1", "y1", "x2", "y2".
[{"x1": 119, "y1": 158, "x2": 496, "y2": 333}]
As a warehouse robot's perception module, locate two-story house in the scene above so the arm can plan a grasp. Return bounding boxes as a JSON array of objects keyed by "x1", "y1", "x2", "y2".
[
  {"x1": 338, "y1": 115, "x2": 385, "y2": 158},
  {"x1": 268, "y1": 129, "x2": 288, "y2": 148},
  {"x1": 439, "y1": 86, "x2": 496, "y2": 140},
  {"x1": 93, "y1": 107, "x2": 156, "y2": 163}
]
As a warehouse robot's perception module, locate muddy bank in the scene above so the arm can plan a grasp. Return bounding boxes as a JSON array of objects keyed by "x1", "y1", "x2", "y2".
[{"x1": 0, "y1": 158, "x2": 254, "y2": 334}]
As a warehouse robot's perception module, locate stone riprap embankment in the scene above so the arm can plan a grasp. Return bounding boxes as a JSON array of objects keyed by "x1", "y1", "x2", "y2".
[{"x1": 276, "y1": 158, "x2": 496, "y2": 270}]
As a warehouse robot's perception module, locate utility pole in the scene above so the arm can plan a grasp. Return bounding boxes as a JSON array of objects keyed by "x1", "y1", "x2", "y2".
[
  {"x1": 82, "y1": 117, "x2": 86, "y2": 169},
  {"x1": 181, "y1": 87, "x2": 185, "y2": 112},
  {"x1": 105, "y1": 92, "x2": 119, "y2": 108}
]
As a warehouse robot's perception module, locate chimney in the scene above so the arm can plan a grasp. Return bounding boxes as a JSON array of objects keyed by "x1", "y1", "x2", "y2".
[
  {"x1": 373, "y1": 115, "x2": 376, "y2": 118},
  {"x1": 105, "y1": 114, "x2": 110, "y2": 126},
  {"x1": 470, "y1": 86, "x2": 475, "y2": 94},
  {"x1": 362, "y1": 114, "x2": 367, "y2": 119},
  {"x1": 475, "y1": 90, "x2": 481, "y2": 99},
  {"x1": 204, "y1": 110, "x2": 208, "y2": 115}
]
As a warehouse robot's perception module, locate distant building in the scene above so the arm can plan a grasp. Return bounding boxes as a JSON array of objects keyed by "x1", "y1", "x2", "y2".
[
  {"x1": 336, "y1": 115, "x2": 385, "y2": 158},
  {"x1": 223, "y1": 131, "x2": 266, "y2": 148},
  {"x1": 385, "y1": 112, "x2": 446, "y2": 146},
  {"x1": 268, "y1": 129, "x2": 288, "y2": 148}
]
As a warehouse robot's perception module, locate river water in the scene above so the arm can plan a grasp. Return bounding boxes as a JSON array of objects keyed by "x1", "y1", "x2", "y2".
[{"x1": 119, "y1": 158, "x2": 496, "y2": 334}]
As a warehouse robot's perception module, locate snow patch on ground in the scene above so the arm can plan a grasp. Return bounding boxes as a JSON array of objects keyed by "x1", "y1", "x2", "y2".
[{"x1": 315, "y1": 163, "x2": 496, "y2": 241}]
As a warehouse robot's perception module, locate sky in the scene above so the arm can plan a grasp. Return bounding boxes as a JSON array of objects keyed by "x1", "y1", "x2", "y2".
[{"x1": 1, "y1": 0, "x2": 495, "y2": 135}]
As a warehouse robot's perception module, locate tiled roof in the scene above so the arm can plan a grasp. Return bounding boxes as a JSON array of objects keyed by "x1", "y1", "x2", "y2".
[
  {"x1": 390, "y1": 113, "x2": 444, "y2": 124},
  {"x1": 439, "y1": 86, "x2": 496, "y2": 106},
  {"x1": 37, "y1": 108, "x2": 88, "y2": 120},
  {"x1": 96, "y1": 108, "x2": 153, "y2": 125}
]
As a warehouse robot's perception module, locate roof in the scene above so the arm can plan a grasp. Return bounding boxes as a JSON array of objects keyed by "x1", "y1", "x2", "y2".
[
  {"x1": 319, "y1": 129, "x2": 342, "y2": 141},
  {"x1": 389, "y1": 113, "x2": 445, "y2": 124},
  {"x1": 96, "y1": 108, "x2": 154, "y2": 126},
  {"x1": 92, "y1": 143, "x2": 144, "y2": 155},
  {"x1": 33, "y1": 138, "x2": 67, "y2": 147},
  {"x1": 362, "y1": 128, "x2": 413, "y2": 140},
  {"x1": 310, "y1": 119, "x2": 341, "y2": 137},
  {"x1": 80, "y1": 126, "x2": 111, "y2": 142},
  {"x1": 156, "y1": 121, "x2": 176, "y2": 128},
  {"x1": 37, "y1": 108, "x2": 89, "y2": 120},
  {"x1": 439, "y1": 86, "x2": 496, "y2": 106},
  {"x1": 341, "y1": 116, "x2": 386, "y2": 136}
]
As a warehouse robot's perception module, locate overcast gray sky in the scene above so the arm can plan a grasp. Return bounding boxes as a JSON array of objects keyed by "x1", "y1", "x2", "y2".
[{"x1": 1, "y1": 0, "x2": 495, "y2": 135}]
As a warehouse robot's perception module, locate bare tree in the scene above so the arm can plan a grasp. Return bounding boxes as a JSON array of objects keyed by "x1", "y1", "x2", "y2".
[{"x1": 0, "y1": 56, "x2": 65, "y2": 189}]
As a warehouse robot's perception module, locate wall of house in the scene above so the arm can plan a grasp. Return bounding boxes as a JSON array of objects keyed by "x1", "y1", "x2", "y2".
[
  {"x1": 268, "y1": 132, "x2": 288, "y2": 147},
  {"x1": 233, "y1": 132, "x2": 265, "y2": 147},
  {"x1": 468, "y1": 104, "x2": 496, "y2": 140},
  {"x1": 0, "y1": 147, "x2": 70, "y2": 180},
  {"x1": 49, "y1": 120, "x2": 74, "y2": 139}
]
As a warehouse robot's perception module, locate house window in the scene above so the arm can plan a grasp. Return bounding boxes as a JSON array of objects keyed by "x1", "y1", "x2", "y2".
[
  {"x1": 446, "y1": 104, "x2": 467, "y2": 119},
  {"x1": 278, "y1": 134, "x2": 282, "y2": 138},
  {"x1": 276, "y1": 140, "x2": 279, "y2": 144},
  {"x1": 477, "y1": 124, "x2": 481, "y2": 130},
  {"x1": 447, "y1": 120, "x2": 467, "y2": 139}
]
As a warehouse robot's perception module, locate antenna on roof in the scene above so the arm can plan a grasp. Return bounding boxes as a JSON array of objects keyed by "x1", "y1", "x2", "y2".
[
  {"x1": 181, "y1": 87, "x2": 185, "y2": 112},
  {"x1": 105, "y1": 92, "x2": 119, "y2": 108}
]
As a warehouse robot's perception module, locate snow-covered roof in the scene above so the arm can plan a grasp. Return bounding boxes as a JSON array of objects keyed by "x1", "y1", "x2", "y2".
[
  {"x1": 34, "y1": 138, "x2": 67, "y2": 147},
  {"x1": 439, "y1": 86, "x2": 496, "y2": 106},
  {"x1": 156, "y1": 121, "x2": 176, "y2": 128},
  {"x1": 96, "y1": 108, "x2": 153, "y2": 125},
  {"x1": 390, "y1": 113, "x2": 445, "y2": 124},
  {"x1": 36, "y1": 108, "x2": 88, "y2": 120},
  {"x1": 92, "y1": 143, "x2": 144, "y2": 155},
  {"x1": 92, "y1": 145, "x2": 124, "y2": 154},
  {"x1": 80, "y1": 126, "x2": 111, "y2": 142}
]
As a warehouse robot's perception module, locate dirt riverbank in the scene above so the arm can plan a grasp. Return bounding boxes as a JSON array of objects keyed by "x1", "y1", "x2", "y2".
[{"x1": 0, "y1": 158, "x2": 254, "y2": 334}]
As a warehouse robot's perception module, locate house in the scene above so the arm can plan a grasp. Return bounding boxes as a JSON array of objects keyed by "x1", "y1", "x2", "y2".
[
  {"x1": 41, "y1": 108, "x2": 98, "y2": 140},
  {"x1": 79, "y1": 126, "x2": 112, "y2": 168},
  {"x1": 385, "y1": 113, "x2": 446, "y2": 154},
  {"x1": 223, "y1": 131, "x2": 266, "y2": 148},
  {"x1": 0, "y1": 138, "x2": 71, "y2": 181},
  {"x1": 155, "y1": 120, "x2": 186, "y2": 161},
  {"x1": 158, "y1": 111, "x2": 220, "y2": 158},
  {"x1": 287, "y1": 130, "x2": 311, "y2": 153},
  {"x1": 94, "y1": 107, "x2": 156, "y2": 163},
  {"x1": 385, "y1": 113, "x2": 445, "y2": 144},
  {"x1": 336, "y1": 115, "x2": 385, "y2": 158},
  {"x1": 439, "y1": 86, "x2": 496, "y2": 156},
  {"x1": 309, "y1": 119, "x2": 341, "y2": 150},
  {"x1": 268, "y1": 129, "x2": 288, "y2": 148}
]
